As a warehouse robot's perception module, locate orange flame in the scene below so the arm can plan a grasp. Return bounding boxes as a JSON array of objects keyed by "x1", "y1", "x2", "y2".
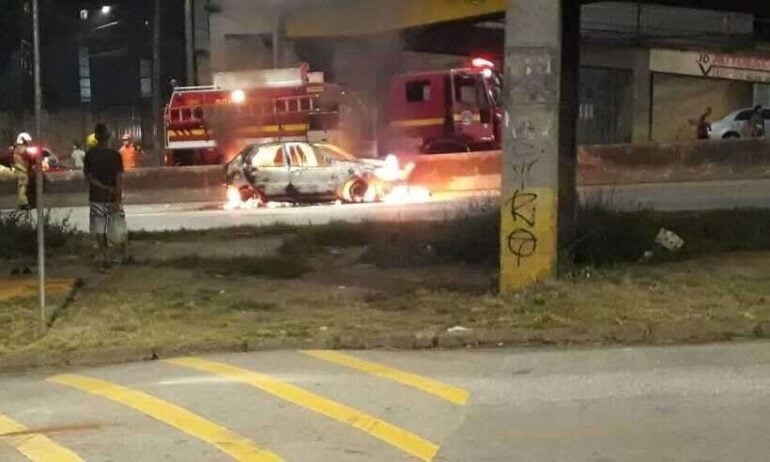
[{"x1": 382, "y1": 185, "x2": 431, "y2": 204}]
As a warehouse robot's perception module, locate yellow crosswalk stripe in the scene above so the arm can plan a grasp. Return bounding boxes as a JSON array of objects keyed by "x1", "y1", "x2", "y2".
[
  {"x1": 167, "y1": 357, "x2": 440, "y2": 462},
  {"x1": 47, "y1": 374, "x2": 283, "y2": 462},
  {"x1": 302, "y1": 350, "x2": 470, "y2": 406},
  {"x1": 0, "y1": 413, "x2": 82, "y2": 462}
]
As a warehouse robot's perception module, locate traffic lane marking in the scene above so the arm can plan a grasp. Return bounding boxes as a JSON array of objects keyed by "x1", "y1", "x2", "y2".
[
  {"x1": 166, "y1": 357, "x2": 440, "y2": 462},
  {"x1": 0, "y1": 413, "x2": 82, "y2": 462},
  {"x1": 47, "y1": 374, "x2": 284, "y2": 462},
  {"x1": 302, "y1": 350, "x2": 470, "y2": 406}
]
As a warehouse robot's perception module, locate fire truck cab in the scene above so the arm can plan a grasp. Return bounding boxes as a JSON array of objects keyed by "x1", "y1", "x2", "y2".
[
  {"x1": 380, "y1": 59, "x2": 503, "y2": 155},
  {"x1": 164, "y1": 65, "x2": 347, "y2": 166}
]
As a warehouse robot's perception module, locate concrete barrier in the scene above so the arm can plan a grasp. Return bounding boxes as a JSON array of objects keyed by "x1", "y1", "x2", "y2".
[
  {"x1": 401, "y1": 151, "x2": 501, "y2": 192},
  {"x1": 404, "y1": 138, "x2": 770, "y2": 192},
  {"x1": 0, "y1": 165, "x2": 225, "y2": 209},
  {"x1": 578, "y1": 138, "x2": 770, "y2": 185},
  {"x1": 2, "y1": 138, "x2": 769, "y2": 208}
]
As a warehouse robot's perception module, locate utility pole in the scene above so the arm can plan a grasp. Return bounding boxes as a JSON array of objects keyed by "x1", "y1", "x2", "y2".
[
  {"x1": 32, "y1": 0, "x2": 46, "y2": 326},
  {"x1": 272, "y1": 12, "x2": 281, "y2": 68},
  {"x1": 32, "y1": 0, "x2": 42, "y2": 138},
  {"x1": 184, "y1": 0, "x2": 195, "y2": 85},
  {"x1": 152, "y1": 0, "x2": 162, "y2": 166},
  {"x1": 499, "y1": 0, "x2": 579, "y2": 293}
]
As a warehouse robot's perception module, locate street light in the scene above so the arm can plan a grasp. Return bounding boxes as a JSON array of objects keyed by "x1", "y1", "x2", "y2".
[{"x1": 101, "y1": 5, "x2": 112, "y2": 15}]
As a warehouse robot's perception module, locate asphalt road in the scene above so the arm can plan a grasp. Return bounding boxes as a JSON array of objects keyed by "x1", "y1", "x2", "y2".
[
  {"x1": 33, "y1": 178, "x2": 770, "y2": 232},
  {"x1": 1, "y1": 342, "x2": 769, "y2": 461}
]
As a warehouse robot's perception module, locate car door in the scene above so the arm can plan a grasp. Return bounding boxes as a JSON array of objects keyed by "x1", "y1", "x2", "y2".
[
  {"x1": 287, "y1": 142, "x2": 336, "y2": 196},
  {"x1": 451, "y1": 71, "x2": 496, "y2": 146},
  {"x1": 246, "y1": 144, "x2": 291, "y2": 197}
]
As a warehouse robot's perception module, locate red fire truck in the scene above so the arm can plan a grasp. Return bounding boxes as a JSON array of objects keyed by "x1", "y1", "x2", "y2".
[
  {"x1": 164, "y1": 65, "x2": 355, "y2": 165},
  {"x1": 164, "y1": 59, "x2": 503, "y2": 164},
  {"x1": 379, "y1": 58, "x2": 503, "y2": 155}
]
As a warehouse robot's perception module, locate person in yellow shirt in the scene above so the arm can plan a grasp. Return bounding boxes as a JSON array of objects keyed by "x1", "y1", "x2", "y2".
[{"x1": 85, "y1": 132, "x2": 98, "y2": 150}]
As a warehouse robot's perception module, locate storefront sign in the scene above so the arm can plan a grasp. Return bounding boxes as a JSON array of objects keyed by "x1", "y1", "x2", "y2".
[{"x1": 650, "y1": 49, "x2": 770, "y2": 83}]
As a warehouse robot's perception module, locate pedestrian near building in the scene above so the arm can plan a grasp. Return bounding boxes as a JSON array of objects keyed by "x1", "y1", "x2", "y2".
[
  {"x1": 749, "y1": 105, "x2": 765, "y2": 138},
  {"x1": 84, "y1": 123, "x2": 127, "y2": 267},
  {"x1": 70, "y1": 140, "x2": 85, "y2": 169},
  {"x1": 13, "y1": 132, "x2": 33, "y2": 210},
  {"x1": 696, "y1": 107, "x2": 712, "y2": 140}
]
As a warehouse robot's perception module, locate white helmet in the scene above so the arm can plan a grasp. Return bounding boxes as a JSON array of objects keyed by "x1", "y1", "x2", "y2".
[{"x1": 16, "y1": 132, "x2": 32, "y2": 145}]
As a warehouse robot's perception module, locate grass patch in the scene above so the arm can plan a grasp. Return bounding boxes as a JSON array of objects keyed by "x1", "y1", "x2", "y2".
[
  {"x1": 150, "y1": 205, "x2": 770, "y2": 273},
  {"x1": 358, "y1": 201, "x2": 500, "y2": 268},
  {"x1": 130, "y1": 223, "x2": 296, "y2": 242},
  {"x1": 573, "y1": 207, "x2": 770, "y2": 266},
  {"x1": 2, "y1": 251, "x2": 769, "y2": 357},
  {"x1": 0, "y1": 211, "x2": 79, "y2": 258},
  {"x1": 354, "y1": 205, "x2": 770, "y2": 269},
  {"x1": 153, "y1": 255, "x2": 312, "y2": 279}
]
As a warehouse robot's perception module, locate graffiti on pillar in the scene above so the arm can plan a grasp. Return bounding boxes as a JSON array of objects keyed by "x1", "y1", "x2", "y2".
[
  {"x1": 508, "y1": 189, "x2": 538, "y2": 227},
  {"x1": 509, "y1": 53, "x2": 555, "y2": 105},
  {"x1": 501, "y1": 49, "x2": 558, "y2": 290},
  {"x1": 504, "y1": 120, "x2": 543, "y2": 267},
  {"x1": 506, "y1": 188, "x2": 539, "y2": 266}
]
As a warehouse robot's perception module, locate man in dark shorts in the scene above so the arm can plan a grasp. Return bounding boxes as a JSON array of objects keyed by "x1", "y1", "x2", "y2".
[{"x1": 84, "y1": 123, "x2": 126, "y2": 266}]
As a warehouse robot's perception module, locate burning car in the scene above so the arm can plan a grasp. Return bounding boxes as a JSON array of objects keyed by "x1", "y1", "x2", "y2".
[{"x1": 225, "y1": 141, "x2": 402, "y2": 207}]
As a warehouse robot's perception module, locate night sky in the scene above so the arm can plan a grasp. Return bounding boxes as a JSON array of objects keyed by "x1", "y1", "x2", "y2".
[{"x1": 0, "y1": 0, "x2": 185, "y2": 111}]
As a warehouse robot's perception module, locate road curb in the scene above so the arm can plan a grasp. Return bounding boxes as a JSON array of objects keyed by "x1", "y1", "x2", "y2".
[{"x1": 0, "y1": 322, "x2": 767, "y2": 374}]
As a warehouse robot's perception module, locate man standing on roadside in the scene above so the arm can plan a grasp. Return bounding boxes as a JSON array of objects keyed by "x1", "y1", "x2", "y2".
[{"x1": 84, "y1": 123, "x2": 126, "y2": 267}]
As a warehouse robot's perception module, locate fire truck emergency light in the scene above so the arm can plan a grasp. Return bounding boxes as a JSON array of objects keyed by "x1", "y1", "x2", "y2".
[
  {"x1": 230, "y1": 89, "x2": 246, "y2": 104},
  {"x1": 472, "y1": 57, "x2": 495, "y2": 69}
]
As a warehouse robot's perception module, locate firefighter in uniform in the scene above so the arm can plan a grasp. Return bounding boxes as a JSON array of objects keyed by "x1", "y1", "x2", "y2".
[{"x1": 13, "y1": 132, "x2": 33, "y2": 210}]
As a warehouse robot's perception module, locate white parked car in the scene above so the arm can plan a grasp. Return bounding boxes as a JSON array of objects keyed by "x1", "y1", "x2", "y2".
[{"x1": 708, "y1": 108, "x2": 770, "y2": 139}]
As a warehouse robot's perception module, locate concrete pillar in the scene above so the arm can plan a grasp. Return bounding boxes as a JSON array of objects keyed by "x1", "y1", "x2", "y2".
[{"x1": 500, "y1": 0, "x2": 579, "y2": 293}]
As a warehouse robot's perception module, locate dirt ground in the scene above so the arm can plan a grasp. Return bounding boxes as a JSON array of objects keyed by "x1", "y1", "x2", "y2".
[{"x1": 1, "y1": 240, "x2": 769, "y2": 361}]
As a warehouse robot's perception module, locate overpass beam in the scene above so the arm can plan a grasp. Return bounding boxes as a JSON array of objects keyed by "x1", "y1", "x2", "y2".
[{"x1": 500, "y1": 0, "x2": 579, "y2": 293}]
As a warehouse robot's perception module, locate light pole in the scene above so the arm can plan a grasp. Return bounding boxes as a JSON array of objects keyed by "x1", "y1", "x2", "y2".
[
  {"x1": 184, "y1": 0, "x2": 195, "y2": 85},
  {"x1": 152, "y1": 0, "x2": 162, "y2": 166},
  {"x1": 273, "y1": 12, "x2": 281, "y2": 68},
  {"x1": 32, "y1": 0, "x2": 46, "y2": 327}
]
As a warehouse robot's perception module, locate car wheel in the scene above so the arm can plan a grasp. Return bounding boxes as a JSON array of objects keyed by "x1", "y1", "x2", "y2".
[
  {"x1": 723, "y1": 132, "x2": 740, "y2": 139},
  {"x1": 341, "y1": 178, "x2": 368, "y2": 203},
  {"x1": 240, "y1": 187, "x2": 266, "y2": 206}
]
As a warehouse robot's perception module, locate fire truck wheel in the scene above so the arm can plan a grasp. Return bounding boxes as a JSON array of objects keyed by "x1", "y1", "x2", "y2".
[{"x1": 341, "y1": 178, "x2": 368, "y2": 203}]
